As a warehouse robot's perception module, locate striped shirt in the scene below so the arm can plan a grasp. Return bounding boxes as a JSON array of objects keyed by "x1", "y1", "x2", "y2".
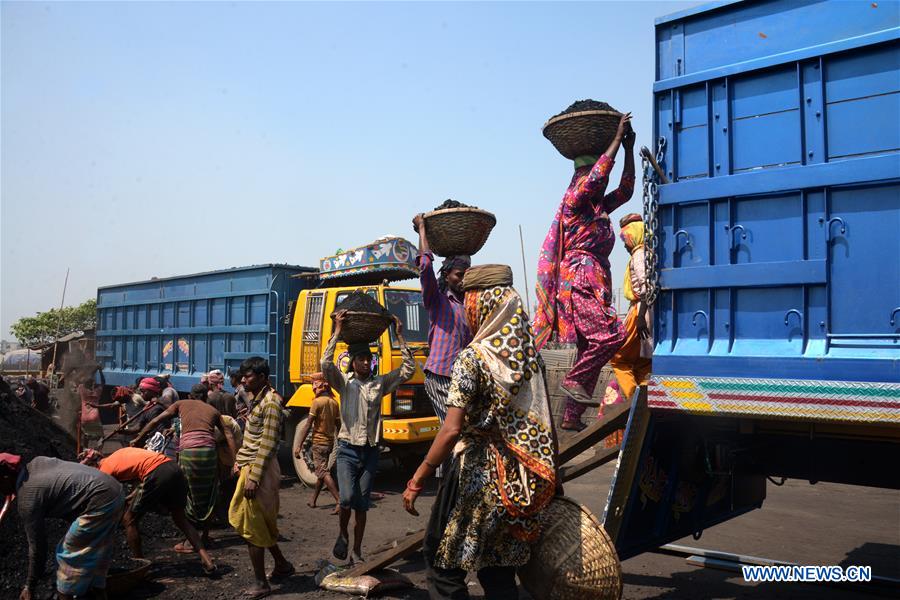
[
  {"x1": 418, "y1": 252, "x2": 472, "y2": 377},
  {"x1": 234, "y1": 386, "x2": 283, "y2": 483}
]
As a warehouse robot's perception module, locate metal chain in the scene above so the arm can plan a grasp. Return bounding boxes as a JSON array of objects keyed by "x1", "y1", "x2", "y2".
[{"x1": 642, "y1": 136, "x2": 666, "y2": 307}]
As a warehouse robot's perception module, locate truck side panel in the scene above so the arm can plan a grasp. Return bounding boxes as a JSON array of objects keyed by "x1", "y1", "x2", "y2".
[
  {"x1": 96, "y1": 264, "x2": 315, "y2": 397},
  {"x1": 652, "y1": 0, "x2": 899, "y2": 389}
]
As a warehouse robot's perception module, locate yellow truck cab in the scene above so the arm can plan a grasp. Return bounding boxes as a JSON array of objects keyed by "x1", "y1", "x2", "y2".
[{"x1": 286, "y1": 283, "x2": 438, "y2": 484}]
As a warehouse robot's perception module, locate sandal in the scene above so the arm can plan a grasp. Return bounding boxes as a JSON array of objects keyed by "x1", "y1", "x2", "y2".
[
  {"x1": 560, "y1": 420, "x2": 587, "y2": 432},
  {"x1": 268, "y1": 563, "x2": 295, "y2": 582},
  {"x1": 333, "y1": 533, "x2": 349, "y2": 560},
  {"x1": 173, "y1": 542, "x2": 196, "y2": 554},
  {"x1": 202, "y1": 563, "x2": 217, "y2": 576}
]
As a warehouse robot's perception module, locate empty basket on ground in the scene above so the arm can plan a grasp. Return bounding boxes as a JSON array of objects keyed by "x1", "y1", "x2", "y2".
[
  {"x1": 332, "y1": 311, "x2": 393, "y2": 344},
  {"x1": 422, "y1": 207, "x2": 496, "y2": 257},
  {"x1": 542, "y1": 109, "x2": 622, "y2": 160},
  {"x1": 518, "y1": 496, "x2": 622, "y2": 600},
  {"x1": 106, "y1": 558, "x2": 152, "y2": 596}
]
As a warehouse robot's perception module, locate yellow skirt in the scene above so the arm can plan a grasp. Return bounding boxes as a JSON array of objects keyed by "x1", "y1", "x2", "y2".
[{"x1": 228, "y1": 460, "x2": 281, "y2": 548}]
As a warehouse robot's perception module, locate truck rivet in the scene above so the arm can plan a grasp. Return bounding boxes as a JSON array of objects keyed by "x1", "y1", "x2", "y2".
[
  {"x1": 815, "y1": 111, "x2": 821, "y2": 117},
  {"x1": 808, "y1": 151, "x2": 814, "y2": 157},
  {"x1": 722, "y1": 127, "x2": 727, "y2": 132},
  {"x1": 806, "y1": 97, "x2": 813, "y2": 103},
  {"x1": 716, "y1": 164, "x2": 721, "y2": 170}
]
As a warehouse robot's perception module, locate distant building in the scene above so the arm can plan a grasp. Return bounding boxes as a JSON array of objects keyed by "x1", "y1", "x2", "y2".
[{"x1": 0, "y1": 339, "x2": 21, "y2": 353}]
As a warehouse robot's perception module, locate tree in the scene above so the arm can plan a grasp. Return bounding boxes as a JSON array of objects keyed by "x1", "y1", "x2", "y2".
[{"x1": 10, "y1": 299, "x2": 97, "y2": 347}]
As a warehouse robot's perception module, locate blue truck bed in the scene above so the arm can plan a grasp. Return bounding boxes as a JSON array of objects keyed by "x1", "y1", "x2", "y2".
[
  {"x1": 650, "y1": 0, "x2": 899, "y2": 389},
  {"x1": 96, "y1": 264, "x2": 316, "y2": 397}
]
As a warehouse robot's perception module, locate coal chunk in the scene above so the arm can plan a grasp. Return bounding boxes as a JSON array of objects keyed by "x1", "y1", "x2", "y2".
[
  {"x1": 334, "y1": 291, "x2": 389, "y2": 316},
  {"x1": 433, "y1": 198, "x2": 478, "y2": 210},
  {"x1": 552, "y1": 99, "x2": 618, "y2": 118}
]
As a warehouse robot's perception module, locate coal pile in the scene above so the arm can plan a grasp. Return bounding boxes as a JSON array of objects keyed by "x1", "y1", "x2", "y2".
[
  {"x1": 0, "y1": 378, "x2": 76, "y2": 461},
  {"x1": 552, "y1": 99, "x2": 618, "y2": 118},
  {"x1": 0, "y1": 378, "x2": 79, "y2": 597},
  {"x1": 334, "y1": 290, "x2": 389, "y2": 316}
]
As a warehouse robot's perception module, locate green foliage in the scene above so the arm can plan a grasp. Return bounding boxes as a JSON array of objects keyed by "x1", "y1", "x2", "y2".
[{"x1": 10, "y1": 299, "x2": 97, "y2": 347}]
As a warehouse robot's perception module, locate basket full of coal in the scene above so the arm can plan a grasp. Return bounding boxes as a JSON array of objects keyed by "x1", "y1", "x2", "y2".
[
  {"x1": 418, "y1": 199, "x2": 496, "y2": 257},
  {"x1": 542, "y1": 99, "x2": 623, "y2": 160},
  {"x1": 331, "y1": 291, "x2": 394, "y2": 344}
]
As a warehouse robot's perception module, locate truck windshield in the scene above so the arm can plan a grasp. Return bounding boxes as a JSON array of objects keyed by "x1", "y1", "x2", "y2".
[{"x1": 384, "y1": 290, "x2": 429, "y2": 345}]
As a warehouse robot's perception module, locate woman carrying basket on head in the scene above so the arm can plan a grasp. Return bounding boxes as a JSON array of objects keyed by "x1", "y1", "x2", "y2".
[
  {"x1": 403, "y1": 264, "x2": 561, "y2": 599},
  {"x1": 533, "y1": 112, "x2": 636, "y2": 431}
]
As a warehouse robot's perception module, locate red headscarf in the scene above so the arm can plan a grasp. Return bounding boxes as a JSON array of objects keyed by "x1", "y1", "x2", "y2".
[
  {"x1": 0, "y1": 453, "x2": 23, "y2": 475},
  {"x1": 138, "y1": 377, "x2": 162, "y2": 393}
]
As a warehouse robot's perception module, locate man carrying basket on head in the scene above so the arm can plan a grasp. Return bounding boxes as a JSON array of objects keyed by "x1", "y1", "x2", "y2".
[
  {"x1": 534, "y1": 110, "x2": 636, "y2": 431},
  {"x1": 413, "y1": 212, "x2": 473, "y2": 477},
  {"x1": 322, "y1": 310, "x2": 416, "y2": 564}
]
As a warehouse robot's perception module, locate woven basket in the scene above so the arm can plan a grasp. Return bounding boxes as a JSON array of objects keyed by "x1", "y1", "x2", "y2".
[
  {"x1": 332, "y1": 310, "x2": 393, "y2": 344},
  {"x1": 542, "y1": 110, "x2": 622, "y2": 160},
  {"x1": 106, "y1": 558, "x2": 152, "y2": 596},
  {"x1": 422, "y1": 207, "x2": 496, "y2": 257},
  {"x1": 518, "y1": 496, "x2": 622, "y2": 600}
]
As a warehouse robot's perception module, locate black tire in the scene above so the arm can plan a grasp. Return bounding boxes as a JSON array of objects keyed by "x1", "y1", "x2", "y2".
[{"x1": 292, "y1": 415, "x2": 318, "y2": 487}]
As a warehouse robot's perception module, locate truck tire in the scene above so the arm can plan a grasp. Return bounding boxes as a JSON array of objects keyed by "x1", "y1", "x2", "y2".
[{"x1": 291, "y1": 416, "x2": 319, "y2": 487}]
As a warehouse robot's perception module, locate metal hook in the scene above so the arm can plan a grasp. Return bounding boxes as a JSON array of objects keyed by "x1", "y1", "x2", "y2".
[
  {"x1": 784, "y1": 309, "x2": 803, "y2": 326},
  {"x1": 692, "y1": 310, "x2": 709, "y2": 327},
  {"x1": 725, "y1": 224, "x2": 748, "y2": 247},
  {"x1": 891, "y1": 307, "x2": 900, "y2": 327},
  {"x1": 675, "y1": 229, "x2": 692, "y2": 250},
  {"x1": 818, "y1": 216, "x2": 847, "y2": 242}
]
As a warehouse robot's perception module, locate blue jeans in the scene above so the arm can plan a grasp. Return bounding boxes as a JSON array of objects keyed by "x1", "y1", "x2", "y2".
[{"x1": 336, "y1": 440, "x2": 379, "y2": 511}]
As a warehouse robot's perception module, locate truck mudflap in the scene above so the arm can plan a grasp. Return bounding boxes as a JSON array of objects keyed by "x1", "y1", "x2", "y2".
[
  {"x1": 382, "y1": 416, "x2": 441, "y2": 443},
  {"x1": 603, "y1": 388, "x2": 767, "y2": 561}
]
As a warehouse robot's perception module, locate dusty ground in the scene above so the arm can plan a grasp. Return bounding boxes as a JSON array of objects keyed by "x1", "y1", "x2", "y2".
[{"x1": 106, "y1": 438, "x2": 899, "y2": 600}]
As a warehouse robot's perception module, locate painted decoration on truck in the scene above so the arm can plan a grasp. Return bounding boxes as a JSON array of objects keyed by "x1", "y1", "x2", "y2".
[
  {"x1": 647, "y1": 376, "x2": 900, "y2": 424},
  {"x1": 320, "y1": 237, "x2": 418, "y2": 283}
]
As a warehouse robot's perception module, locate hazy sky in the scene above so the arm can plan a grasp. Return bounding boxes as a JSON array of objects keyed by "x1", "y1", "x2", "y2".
[{"x1": 1, "y1": 0, "x2": 700, "y2": 339}]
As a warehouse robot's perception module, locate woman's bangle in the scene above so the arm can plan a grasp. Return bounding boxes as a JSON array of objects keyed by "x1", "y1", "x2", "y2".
[{"x1": 406, "y1": 478, "x2": 424, "y2": 492}]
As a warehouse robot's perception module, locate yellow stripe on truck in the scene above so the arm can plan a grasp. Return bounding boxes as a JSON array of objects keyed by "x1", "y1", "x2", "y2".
[{"x1": 382, "y1": 417, "x2": 442, "y2": 443}]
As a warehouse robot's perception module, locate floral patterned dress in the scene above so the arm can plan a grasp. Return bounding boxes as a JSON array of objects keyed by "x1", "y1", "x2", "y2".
[{"x1": 428, "y1": 286, "x2": 557, "y2": 571}]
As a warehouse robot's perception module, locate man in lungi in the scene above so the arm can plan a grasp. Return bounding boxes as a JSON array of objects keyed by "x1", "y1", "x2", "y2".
[
  {"x1": 1, "y1": 453, "x2": 124, "y2": 600},
  {"x1": 413, "y1": 213, "x2": 472, "y2": 477},
  {"x1": 228, "y1": 357, "x2": 295, "y2": 599},
  {"x1": 80, "y1": 447, "x2": 216, "y2": 574}
]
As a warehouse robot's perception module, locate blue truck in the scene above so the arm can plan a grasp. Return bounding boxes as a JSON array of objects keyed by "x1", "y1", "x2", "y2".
[
  {"x1": 95, "y1": 264, "x2": 314, "y2": 396},
  {"x1": 603, "y1": 0, "x2": 900, "y2": 565}
]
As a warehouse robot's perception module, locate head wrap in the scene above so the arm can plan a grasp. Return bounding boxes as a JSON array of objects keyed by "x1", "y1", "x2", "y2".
[
  {"x1": 206, "y1": 369, "x2": 225, "y2": 387},
  {"x1": 461, "y1": 264, "x2": 513, "y2": 291},
  {"x1": 619, "y1": 213, "x2": 643, "y2": 229},
  {"x1": 310, "y1": 372, "x2": 333, "y2": 397},
  {"x1": 347, "y1": 342, "x2": 373, "y2": 359},
  {"x1": 138, "y1": 377, "x2": 163, "y2": 393},
  {"x1": 620, "y1": 217, "x2": 648, "y2": 302},
  {"x1": 437, "y1": 255, "x2": 471, "y2": 293},
  {"x1": 0, "y1": 453, "x2": 22, "y2": 475}
]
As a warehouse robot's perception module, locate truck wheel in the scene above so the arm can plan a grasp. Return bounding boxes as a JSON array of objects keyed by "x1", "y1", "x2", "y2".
[{"x1": 291, "y1": 416, "x2": 319, "y2": 488}]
